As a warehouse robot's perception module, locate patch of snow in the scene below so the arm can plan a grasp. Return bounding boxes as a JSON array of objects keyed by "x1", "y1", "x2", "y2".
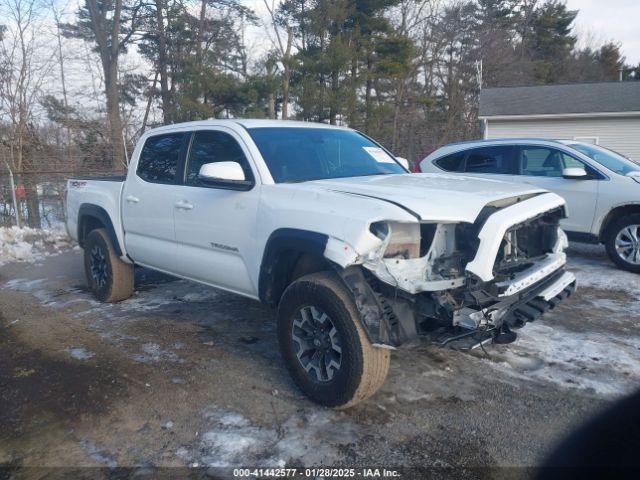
[
  {"x1": 198, "y1": 407, "x2": 357, "y2": 467},
  {"x1": 567, "y1": 244, "x2": 640, "y2": 298},
  {"x1": 178, "y1": 291, "x2": 219, "y2": 302},
  {"x1": 175, "y1": 447, "x2": 190, "y2": 459},
  {"x1": 485, "y1": 322, "x2": 640, "y2": 397},
  {"x1": 4, "y1": 278, "x2": 46, "y2": 289},
  {"x1": 79, "y1": 439, "x2": 118, "y2": 468},
  {"x1": 131, "y1": 342, "x2": 182, "y2": 364},
  {"x1": 0, "y1": 226, "x2": 73, "y2": 267},
  {"x1": 66, "y1": 347, "x2": 95, "y2": 360},
  {"x1": 162, "y1": 421, "x2": 174, "y2": 430}
]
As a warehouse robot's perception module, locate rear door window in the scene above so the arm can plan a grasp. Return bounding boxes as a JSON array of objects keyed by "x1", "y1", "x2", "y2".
[
  {"x1": 137, "y1": 133, "x2": 186, "y2": 184},
  {"x1": 463, "y1": 146, "x2": 515, "y2": 174}
]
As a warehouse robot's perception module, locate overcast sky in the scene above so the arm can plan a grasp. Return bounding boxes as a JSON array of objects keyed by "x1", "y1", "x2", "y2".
[{"x1": 552, "y1": 0, "x2": 640, "y2": 64}]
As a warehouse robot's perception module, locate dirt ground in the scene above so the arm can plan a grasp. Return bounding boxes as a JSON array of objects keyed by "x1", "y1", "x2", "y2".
[{"x1": 1, "y1": 243, "x2": 639, "y2": 478}]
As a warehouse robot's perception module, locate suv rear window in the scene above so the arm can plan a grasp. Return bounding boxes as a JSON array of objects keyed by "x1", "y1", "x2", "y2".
[
  {"x1": 435, "y1": 152, "x2": 465, "y2": 172},
  {"x1": 137, "y1": 133, "x2": 185, "y2": 183},
  {"x1": 463, "y1": 146, "x2": 514, "y2": 174}
]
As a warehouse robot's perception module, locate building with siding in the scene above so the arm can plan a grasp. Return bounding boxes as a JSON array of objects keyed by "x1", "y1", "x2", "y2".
[{"x1": 479, "y1": 82, "x2": 640, "y2": 161}]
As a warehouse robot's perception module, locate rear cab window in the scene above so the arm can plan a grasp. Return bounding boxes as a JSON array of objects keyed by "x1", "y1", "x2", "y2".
[{"x1": 137, "y1": 133, "x2": 187, "y2": 184}]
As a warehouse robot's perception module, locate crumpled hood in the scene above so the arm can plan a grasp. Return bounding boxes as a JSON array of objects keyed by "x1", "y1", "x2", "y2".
[{"x1": 303, "y1": 173, "x2": 549, "y2": 223}]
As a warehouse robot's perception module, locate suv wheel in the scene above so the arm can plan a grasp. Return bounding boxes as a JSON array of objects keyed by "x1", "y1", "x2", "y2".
[
  {"x1": 84, "y1": 228, "x2": 134, "y2": 302},
  {"x1": 605, "y1": 214, "x2": 640, "y2": 273},
  {"x1": 277, "y1": 272, "x2": 390, "y2": 408}
]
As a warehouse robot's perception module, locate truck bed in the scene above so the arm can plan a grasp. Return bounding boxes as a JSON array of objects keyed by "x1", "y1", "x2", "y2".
[{"x1": 66, "y1": 176, "x2": 127, "y2": 253}]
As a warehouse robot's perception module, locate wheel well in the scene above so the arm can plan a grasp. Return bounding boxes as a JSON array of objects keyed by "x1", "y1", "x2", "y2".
[
  {"x1": 258, "y1": 229, "x2": 335, "y2": 306},
  {"x1": 262, "y1": 250, "x2": 334, "y2": 306},
  {"x1": 77, "y1": 204, "x2": 122, "y2": 256},
  {"x1": 599, "y1": 205, "x2": 640, "y2": 241},
  {"x1": 78, "y1": 215, "x2": 105, "y2": 247}
]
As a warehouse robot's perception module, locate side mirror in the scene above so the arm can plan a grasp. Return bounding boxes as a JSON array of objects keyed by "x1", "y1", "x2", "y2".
[
  {"x1": 562, "y1": 167, "x2": 589, "y2": 179},
  {"x1": 396, "y1": 157, "x2": 410, "y2": 170},
  {"x1": 198, "y1": 162, "x2": 253, "y2": 190}
]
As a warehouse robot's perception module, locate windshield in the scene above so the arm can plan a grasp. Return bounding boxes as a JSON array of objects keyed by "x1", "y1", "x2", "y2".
[
  {"x1": 569, "y1": 143, "x2": 640, "y2": 175},
  {"x1": 247, "y1": 127, "x2": 406, "y2": 183}
]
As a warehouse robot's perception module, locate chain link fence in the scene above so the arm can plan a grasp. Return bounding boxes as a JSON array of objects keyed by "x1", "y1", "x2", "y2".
[{"x1": 0, "y1": 171, "x2": 125, "y2": 229}]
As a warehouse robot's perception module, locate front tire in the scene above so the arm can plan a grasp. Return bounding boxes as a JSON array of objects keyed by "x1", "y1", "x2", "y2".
[
  {"x1": 605, "y1": 214, "x2": 640, "y2": 273},
  {"x1": 84, "y1": 228, "x2": 134, "y2": 302},
  {"x1": 277, "y1": 272, "x2": 390, "y2": 408}
]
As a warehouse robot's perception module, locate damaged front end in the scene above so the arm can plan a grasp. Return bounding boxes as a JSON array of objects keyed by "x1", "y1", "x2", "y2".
[{"x1": 335, "y1": 193, "x2": 577, "y2": 349}]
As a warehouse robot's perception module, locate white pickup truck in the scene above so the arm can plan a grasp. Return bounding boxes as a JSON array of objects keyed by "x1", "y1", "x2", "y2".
[{"x1": 66, "y1": 119, "x2": 576, "y2": 408}]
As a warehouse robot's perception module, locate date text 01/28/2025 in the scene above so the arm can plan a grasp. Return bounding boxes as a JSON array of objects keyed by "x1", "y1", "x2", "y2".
[{"x1": 232, "y1": 468, "x2": 401, "y2": 477}]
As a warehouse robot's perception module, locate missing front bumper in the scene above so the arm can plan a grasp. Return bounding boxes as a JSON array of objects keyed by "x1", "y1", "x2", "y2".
[{"x1": 339, "y1": 263, "x2": 576, "y2": 349}]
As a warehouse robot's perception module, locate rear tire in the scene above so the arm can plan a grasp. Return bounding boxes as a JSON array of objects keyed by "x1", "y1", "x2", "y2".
[
  {"x1": 605, "y1": 214, "x2": 640, "y2": 273},
  {"x1": 277, "y1": 272, "x2": 390, "y2": 409},
  {"x1": 84, "y1": 228, "x2": 134, "y2": 302}
]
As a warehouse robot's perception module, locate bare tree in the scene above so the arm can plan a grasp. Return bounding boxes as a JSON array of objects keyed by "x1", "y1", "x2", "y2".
[
  {"x1": 263, "y1": 0, "x2": 293, "y2": 119},
  {"x1": 50, "y1": 0, "x2": 72, "y2": 165},
  {"x1": 0, "y1": 0, "x2": 55, "y2": 226},
  {"x1": 63, "y1": 0, "x2": 142, "y2": 170}
]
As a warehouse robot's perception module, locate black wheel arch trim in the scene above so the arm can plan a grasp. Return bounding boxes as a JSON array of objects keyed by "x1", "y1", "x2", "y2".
[
  {"x1": 78, "y1": 204, "x2": 123, "y2": 257},
  {"x1": 259, "y1": 228, "x2": 330, "y2": 305}
]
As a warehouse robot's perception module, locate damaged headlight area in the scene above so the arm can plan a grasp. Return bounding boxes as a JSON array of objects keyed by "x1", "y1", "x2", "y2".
[
  {"x1": 370, "y1": 221, "x2": 420, "y2": 259},
  {"x1": 342, "y1": 202, "x2": 575, "y2": 350},
  {"x1": 364, "y1": 221, "x2": 466, "y2": 294}
]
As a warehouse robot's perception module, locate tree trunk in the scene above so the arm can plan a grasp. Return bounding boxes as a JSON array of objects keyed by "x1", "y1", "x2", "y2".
[
  {"x1": 364, "y1": 54, "x2": 373, "y2": 133},
  {"x1": 142, "y1": 71, "x2": 159, "y2": 132},
  {"x1": 23, "y1": 175, "x2": 41, "y2": 228},
  {"x1": 282, "y1": 65, "x2": 290, "y2": 120},
  {"x1": 267, "y1": 92, "x2": 276, "y2": 119},
  {"x1": 105, "y1": 58, "x2": 125, "y2": 171},
  {"x1": 154, "y1": 0, "x2": 172, "y2": 124},
  {"x1": 85, "y1": 0, "x2": 125, "y2": 171}
]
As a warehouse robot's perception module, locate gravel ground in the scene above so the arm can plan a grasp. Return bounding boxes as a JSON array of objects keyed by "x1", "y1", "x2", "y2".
[{"x1": 0, "y1": 243, "x2": 639, "y2": 478}]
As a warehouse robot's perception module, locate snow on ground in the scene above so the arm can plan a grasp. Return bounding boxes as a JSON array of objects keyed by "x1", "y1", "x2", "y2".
[
  {"x1": 478, "y1": 243, "x2": 640, "y2": 397},
  {"x1": 66, "y1": 347, "x2": 95, "y2": 361},
  {"x1": 486, "y1": 322, "x2": 640, "y2": 396},
  {"x1": 566, "y1": 243, "x2": 640, "y2": 297},
  {"x1": 187, "y1": 406, "x2": 358, "y2": 468},
  {"x1": 0, "y1": 226, "x2": 74, "y2": 267}
]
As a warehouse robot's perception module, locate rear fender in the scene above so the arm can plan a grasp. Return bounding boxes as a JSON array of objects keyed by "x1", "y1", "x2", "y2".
[{"x1": 78, "y1": 204, "x2": 126, "y2": 259}]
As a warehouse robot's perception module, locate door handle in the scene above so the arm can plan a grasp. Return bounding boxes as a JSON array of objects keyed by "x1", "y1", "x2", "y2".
[
  {"x1": 174, "y1": 200, "x2": 194, "y2": 210},
  {"x1": 126, "y1": 195, "x2": 140, "y2": 203}
]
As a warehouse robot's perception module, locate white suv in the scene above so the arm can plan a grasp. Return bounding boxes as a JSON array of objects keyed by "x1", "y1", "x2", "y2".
[{"x1": 420, "y1": 139, "x2": 640, "y2": 272}]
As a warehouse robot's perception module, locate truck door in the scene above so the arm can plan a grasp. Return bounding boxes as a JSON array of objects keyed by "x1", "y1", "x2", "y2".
[
  {"x1": 172, "y1": 128, "x2": 260, "y2": 297},
  {"x1": 122, "y1": 132, "x2": 188, "y2": 272}
]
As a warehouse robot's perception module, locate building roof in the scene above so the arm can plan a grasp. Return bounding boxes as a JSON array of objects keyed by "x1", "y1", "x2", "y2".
[{"x1": 479, "y1": 81, "x2": 640, "y2": 118}]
